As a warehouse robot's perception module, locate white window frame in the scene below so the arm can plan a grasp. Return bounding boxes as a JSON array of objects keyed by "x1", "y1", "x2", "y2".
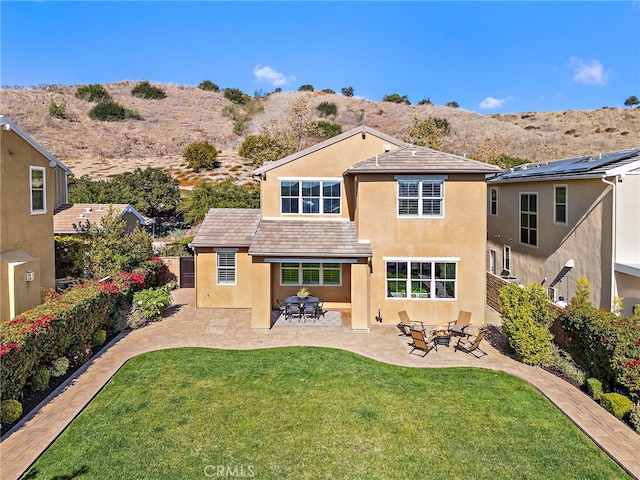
[
  {"x1": 396, "y1": 175, "x2": 446, "y2": 218},
  {"x1": 216, "y1": 251, "x2": 237, "y2": 285},
  {"x1": 280, "y1": 262, "x2": 341, "y2": 286},
  {"x1": 519, "y1": 192, "x2": 538, "y2": 247},
  {"x1": 489, "y1": 187, "x2": 498, "y2": 216},
  {"x1": 279, "y1": 178, "x2": 342, "y2": 215},
  {"x1": 503, "y1": 245, "x2": 511, "y2": 273},
  {"x1": 384, "y1": 257, "x2": 458, "y2": 300},
  {"x1": 489, "y1": 250, "x2": 496, "y2": 274},
  {"x1": 554, "y1": 184, "x2": 568, "y2": 225},
  {"x1": 30, "y1": 166, "x2": 46, "y2": 214}
]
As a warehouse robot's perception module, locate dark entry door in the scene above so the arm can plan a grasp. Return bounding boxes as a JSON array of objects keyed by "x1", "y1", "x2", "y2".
[{"x1": 180, "y1": 257, "x2": 195, "y2": 288}]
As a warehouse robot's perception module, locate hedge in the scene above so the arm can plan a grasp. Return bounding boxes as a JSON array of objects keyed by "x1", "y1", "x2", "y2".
[{"x1": 0, "y1": 271, "x2": 149, "y2": 401}]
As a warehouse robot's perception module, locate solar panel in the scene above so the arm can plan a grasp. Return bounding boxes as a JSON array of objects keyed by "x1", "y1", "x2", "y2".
[{"x1": 498, "y1": 149, "x2": 640, "y2": 179}]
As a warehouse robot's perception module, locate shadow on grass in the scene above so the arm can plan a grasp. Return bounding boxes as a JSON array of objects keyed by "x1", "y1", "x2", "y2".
[{"x1": 22, "y1": 465, "x2": 90, "y2": 479}]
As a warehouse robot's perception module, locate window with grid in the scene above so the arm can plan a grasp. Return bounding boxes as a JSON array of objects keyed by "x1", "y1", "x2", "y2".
[
  {"x1": 386, "y1": 260, "x2": 456, "y2": 299},
  {"x1": 490, "y1": 187, "x2": 498, "y2": 216},
  {"x1": 520, "y1": 193, "x2": 538, "y2": 246},
  {"x1": 397, "y1": 178, "x2": 444, "y2": 217},
  {"x1": 216, "y1": 252, "x2": 236, "y2": 285},
  {"x1": 554, "y1": 185, "x2": 567, "y2": 225},
  {"x1": 280, "y1": 262, "x2": 341, "y2": 286},
  {"x1": 30, "y1": 166, "x2": 46, "y2": 213},
  {"x1": 280, "y1": 180, "x2": 341, "y2": 214}
]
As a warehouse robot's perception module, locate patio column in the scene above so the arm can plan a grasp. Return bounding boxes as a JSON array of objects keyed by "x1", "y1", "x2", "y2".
[
  {"x1": 350, "y1": 261, "x2": 370, "y2": 330},
  {"x1": 251, "y1": 259, "x2": 271, "y2": 329}
]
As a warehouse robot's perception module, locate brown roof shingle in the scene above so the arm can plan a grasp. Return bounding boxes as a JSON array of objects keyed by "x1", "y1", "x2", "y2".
[
  {"x1": 248, "y1": 220, "x2": 371, "y2": 258},
  {"x1": 347, "y1": 145, "x2": 501, "y2": 174},
  {"x1": 190, "y1": 208, "x2": 261, "y2": 247},
  {"x1": 53, "y1": 204, "x2": 148, "y2": 233}
]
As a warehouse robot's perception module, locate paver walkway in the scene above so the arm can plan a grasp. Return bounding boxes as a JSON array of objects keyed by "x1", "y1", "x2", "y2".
[{"x1": 2, "y1": 288, "x2": 639, "y2": 480}]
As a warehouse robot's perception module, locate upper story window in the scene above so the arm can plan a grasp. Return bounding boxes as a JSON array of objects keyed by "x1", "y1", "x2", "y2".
[
  {"x1": 397, "y1": 176, "x2": 445, "y2": 217},
  {"x1": 280, "y1": 180, "x2": 341, "y2": 215},
  {"x1": 386, "y1": 259, "x2": 457, "y2": 299},
  {"x1": 30, "y1": 166, "x2": 46, "y2": 214},
  {"x1": 216, "y1": 251, "x2": 236, "y2": 285},
  {"x1": 554, "y1": 185, "x2": 567, "y2": 225},
  {"x1": 489, "y1": 187, "x2": 498, "y2": 216},
  {"x1": 520, "y1": 193, "x2": 538, "y2": 247}
]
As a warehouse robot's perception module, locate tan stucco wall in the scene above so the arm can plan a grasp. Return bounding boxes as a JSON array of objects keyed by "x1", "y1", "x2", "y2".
[
  {"x1": 356, "y1": 173, "x2": 489, "y2": 327},
  {"x1": 194, "y1": 247, "x2": 253, "y2": 308},
  {"x1": 1, "y1": 128, "x2": 57, "y2": 320},
  {"x1": 616, "y1": 271, "x2": 640, "y2": 318},
  {"x1": 259, "y1": 132, "x2": 399, "y2": 220},
  {"x1": 487, "y1": 179, "x2": 612, "y2": 309}
]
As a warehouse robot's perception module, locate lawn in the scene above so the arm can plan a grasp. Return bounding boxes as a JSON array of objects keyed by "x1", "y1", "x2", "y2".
[{"x1": 23, "y1": 347, "x2": 629, "y2": 479}]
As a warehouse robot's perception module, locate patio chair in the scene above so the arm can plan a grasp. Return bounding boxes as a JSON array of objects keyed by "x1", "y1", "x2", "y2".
[
  {"x1": 276, "y1": 299, "x2": 286, "y2": 315},
  {"x1": 397, "y1": 310, "x2": 426, "y2": 333},
  {"x1": 285, "y1": 301, "x2": 303, "y2": 321},
  {"x1": 454, "y1": 330, "x2": 487, "y2": 357},
  {"x1": 409, "y1": 328, "x2": 435, "y2": 357},
  {"x1": 447, "y1": 310, "x2": 472, "y2": 337},
  {"x1": 302, "y1": 300, "x2": 317, "y2": 319},
  {"x1": 314, "y1": 300, "x2": 325, "y2": 319}
]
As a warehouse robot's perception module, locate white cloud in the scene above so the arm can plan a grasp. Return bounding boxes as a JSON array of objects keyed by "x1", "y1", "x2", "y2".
[
  {"x1": 570, "y1": 57, "x2": 607, "y2": 86},
  {"x1": 252, "y1": 65, "x2": 295, "y2": 87},
  {"x1": 479, "y1": 96, "x2": 513, "y2": 109}
]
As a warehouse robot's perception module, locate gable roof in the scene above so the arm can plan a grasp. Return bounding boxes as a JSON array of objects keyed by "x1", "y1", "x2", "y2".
[
  {"x1": 346, "y1": 145, "x2": 501, "y2": 174},
  {"x1": 1, "y1": 115, "x2": 71, "y2": 173},
  {"x1": 252, "y1": 125, "x2": 406, "y2": 176},
  {"x1": 53, "y1": 203, "x2": 151, "y2": 234},
  {"x1": 488, "y1": 149, "x2": 640, "y2": 184},
  {"x1": 248, "y1": 219, "x2": 371, "y2": 258},
  {"x1": 190, "y1": 208, "x2": 262, "y2": 248}
]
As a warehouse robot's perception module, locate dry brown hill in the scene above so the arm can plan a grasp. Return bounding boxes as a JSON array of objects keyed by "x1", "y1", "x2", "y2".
[{"x1": 2, "y1": 82, "x2": 639, "y2": 184}]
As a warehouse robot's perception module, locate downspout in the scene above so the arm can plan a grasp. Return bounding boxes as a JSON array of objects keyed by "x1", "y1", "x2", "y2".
[{"x1": 601, "y1": 175, "x2": 617, "y2": 310}]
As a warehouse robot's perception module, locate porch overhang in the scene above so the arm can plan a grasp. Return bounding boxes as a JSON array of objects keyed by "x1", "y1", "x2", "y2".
[{"x1": 263, "y1": 258, "x2": 360, "y2": 263}]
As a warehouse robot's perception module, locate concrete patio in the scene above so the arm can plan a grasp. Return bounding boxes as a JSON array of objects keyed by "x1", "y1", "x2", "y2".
[{"x1": 1, "y1": 288, "x2": 639, "y2": 480}]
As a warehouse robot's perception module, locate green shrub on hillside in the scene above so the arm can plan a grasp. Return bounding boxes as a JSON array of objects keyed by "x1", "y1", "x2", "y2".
[
  {"x1": 182, "y1": 141, "x2": 220, "y2": 170},
  {"x1": 298, "y1": 84, "x2": 314, "y2": 92},
  {"x1": 238, "y1": 134, "x2": 289, "y2": 167},
  {"x1": 223, "y1": 88, "x2": 249, "y2": 105},
  {"x1": 198, "y1": 80, "x2": 219, "y2": 92},
  {"x1": 89, "y1": 100, "x2": 139, "y2": 121},
  {"x1": 341, "y1": 86, "x2": 354, "y2": 97},
  {"x1": 316, "y1": 101, "x2": 337, "y2": 116},
  {"x1": 48, "y1": 100, "x2": 68, "y2": 119},
  {"x1": 75, "y1": 84, "x2": 111, "y2": 102},
  {"x1": 321, "y1": 88, "x2": 336, "y2": 94},
  {"x1": 382, "y1": 93, "x2": 411, "y2": 105},
  {"x1": 131, "y1": 80, "x2": 167, "y2": 100},
  {"x1": 309, "y1": 120, "x2": 342, "y2": 139}
]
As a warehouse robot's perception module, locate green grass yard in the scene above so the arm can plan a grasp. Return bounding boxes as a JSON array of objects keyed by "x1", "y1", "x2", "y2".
[{"x1": 24, "y1": 347, "x2": 630, "y2": 479}]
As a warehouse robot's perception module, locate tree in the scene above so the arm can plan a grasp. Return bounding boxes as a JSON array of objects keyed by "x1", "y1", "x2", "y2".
[
  {"x1": 258, "y1": 96, "x2": 316, "y2": 153},
  {"x1": 571, "y1": 275, "x2": 592, "y2": 306},
  {"x1": 341, "y1": 86, "x2": 354, "y2": 97},
  {"x1": 83, "y1": 207, "x2": 153, "y2": 279},
  {"x1": 417, "y1": 98, "x2": 433, "y2": 106},
  {"x1": 382, "y1": 93, "x2": 410, "y2": 105},
  {"x1": 179, "y1": 180, "x2": 260, "y2": 225},
  {"x1": 403, "y1": 116, "x2": 450, "y2": 150},
  {"x1": 110, "y1": 168, "x2": 181, "y2": 217},
  {"x1": 624, "y1": 95, "x2": 639, "y2": 107},
  {"x1": 445, "y1": 101, "x2": 460, "y2": 108},
  {"x1": 239, "y1": 135, "x2": 290, "y2": 167},
  {"x1": 183, "y1": 141, "x2": 221, "y2": 171},
  {"x1": 298, "y1": 84, "x2": 314, "y2": 92}
]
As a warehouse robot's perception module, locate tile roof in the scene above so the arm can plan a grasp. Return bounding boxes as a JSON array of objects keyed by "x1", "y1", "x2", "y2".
[
  {"x1": 248, "y1": 220, "x2": 372, "y2": 258},
  {"x1": 346, "y1": 145, "x2": 501, "y2": 174},
  {"x1": 253, "y1": 126, "x2": 406, "y2": 176},
  {"x1": 488, "y1": 149, "x2": 640, "y2": 183},
  {"x1": 190, "y1": 208, "x2": 261, "y2": 247},
  {"x1": 53, "y1": 203, "x2": 150, "y2": 234}
]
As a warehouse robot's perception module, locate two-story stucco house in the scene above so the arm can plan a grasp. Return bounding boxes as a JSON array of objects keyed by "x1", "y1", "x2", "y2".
[
  {"x1": 1, "y1": 116, "x2": 70, "y2": 320},
  {"x1": 487, "y1": 149, "x2": 640, "y2": 317},
  {"x1": 191, "y1": 126, "x2": 500, "y2": 329}
]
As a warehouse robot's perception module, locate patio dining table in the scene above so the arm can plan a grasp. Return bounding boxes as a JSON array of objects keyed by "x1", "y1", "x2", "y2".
[{"x1": 285, "y1": 295, "x2": 321, "y2": 320}]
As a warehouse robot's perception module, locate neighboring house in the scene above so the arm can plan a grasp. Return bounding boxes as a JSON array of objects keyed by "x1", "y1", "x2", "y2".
[
  {"x1": 0, "y1": 116, "x2": 70, "y2": 321},
  {"x1": 191, "y1": 126, "x2": 500, "y2": 329},
  {"x1": 487, "y1": 149, "x2": 640, "y2": 317},
  {"x1": 54, "y1": 203, "x2": 152, "y2": 235}
]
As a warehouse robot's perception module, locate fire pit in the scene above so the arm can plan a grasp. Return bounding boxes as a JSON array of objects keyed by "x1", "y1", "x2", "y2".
[{"x1": 431, "y1": 327, "x2": 451, "y2": 347}]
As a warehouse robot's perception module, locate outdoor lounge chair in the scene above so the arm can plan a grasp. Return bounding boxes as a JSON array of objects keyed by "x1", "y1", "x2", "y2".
[
  {"x1": 409, "y1": 328, "x2": 435, "y2": 357},
  {"x1": 397, "y1": 310, "x2": 426, "y2": 333},
  {"x1": 447, "y1": 311, "x2": 472, "y2": 337},
  {"x1": 454, "y1": 330, "x2": 487, "y2": 357}
]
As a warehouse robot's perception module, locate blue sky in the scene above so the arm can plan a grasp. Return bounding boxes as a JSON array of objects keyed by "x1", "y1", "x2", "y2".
[{"x1": 1, "y1": 1, "x2": 639, "y2": 113}]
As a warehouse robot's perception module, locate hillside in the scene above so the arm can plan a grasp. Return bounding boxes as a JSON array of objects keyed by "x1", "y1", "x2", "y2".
[{"x1": 1, "y1": 82, "x2": 639, "y2": 183}]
